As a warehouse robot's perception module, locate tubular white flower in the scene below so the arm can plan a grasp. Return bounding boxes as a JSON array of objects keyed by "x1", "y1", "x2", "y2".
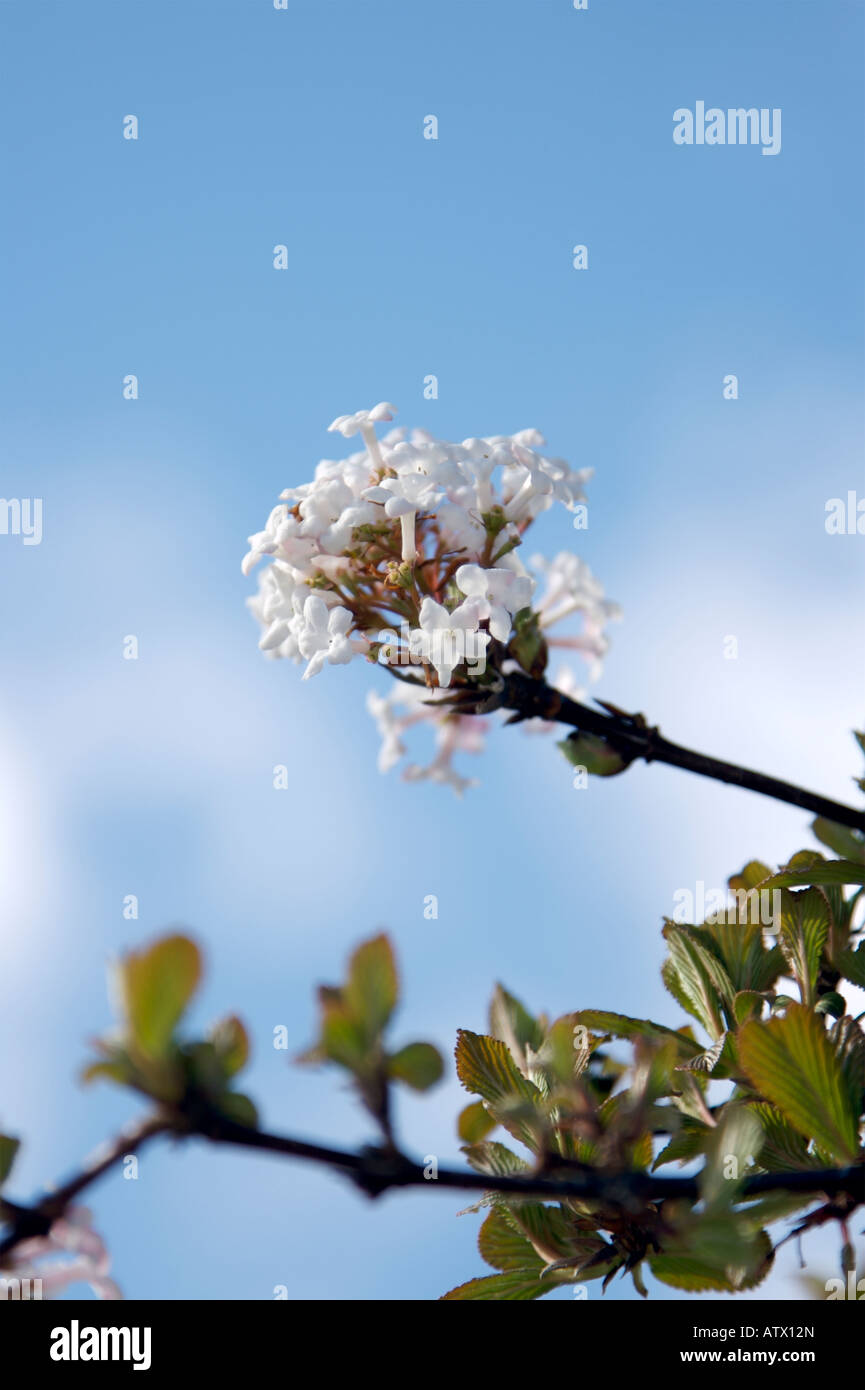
[
  {"x1": 328, "y1": 402, "x2": 396, "y2": 471},
  {"x1": 415, "y1": 595, "x2": 484, "y2": 688},
  {"x1": 297, "y1": 596, "x2": 363, "y2": 679},
  {"x1": 455, "y1": 563, "x2": 535, "y2": 642}
]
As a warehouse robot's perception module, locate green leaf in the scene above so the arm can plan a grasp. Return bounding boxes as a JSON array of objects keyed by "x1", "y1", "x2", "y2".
[
  {"x1": 460, "y1": 1141, "x2": 529, "y2": 1179},
  {"x1": 208, "y1": 1015, "x2": 250, "y2": 1078},
  {"x1": 81, "y1": 1056, "x2": 134, "y2": 1088},
  {"x1": 733, "y1": 991, "x2": 764, "y2": 1026},
  {"x1": 837, "y1": 941, "x2": 865, "y2": 989},
  {"x1": 729, "y1": 861, "x2": 773, "y2": 893},
  {"x1": 508, "y1": 609, "x2": 548, "y2": 679},
  {"x1": 694, "y1": 919, "x2": 785, "y2": 995},
  {"x1": 345, "y1": 934, "x2": 398, "y2": 1036},
  {"x1": 478, "y1": 1209, "x2": 544, "y2": 1271},
  {"x1": 386, "y1": 1041, "x2": 443, "y2": 1092},
  {"x1": 457, "y1": 1101, "x2": 497, "y2": 1144},
  {"x1": 440, "y1": 1271, "x2": 554, "y2": 1301},
  {"x1": 748, "y1": 1102, "x2": 817, "y2": 1173},
  {"x1": 488, "y1": 984, "x2": 544, "y2": 1065},
  {"x1": 558, "y1": 733, "x2": 628, "y2": 777},
  {"x1": 700, "y1": 1104, "x2": 762, "y2": 1209},
  {"x1": 315, "y1": 995, "x2": 369, "y2": 1070},
  {"x1": 0, "y1": 1135, "x2": 20, "y2": 1187},
  {"x1": 648, "y1": 1255, "x2": 734, "y2": 1292},
  {"x1": 570, "y1": 1010, "x2": 701, "y2": 1058},
  {"x1": 507, "y1": 1203, "x2": 588, "y2": 1265},
  {"x1": 116, "y1": 934, "x2": 202, "y2": 1059},
  {"x1": 216, "y1": 1092, "x2": 259, "y2": 1128},
  {"x1": 815, "y1": 992, "x2": 846, "y2": 1019},
  {"x1": 829, "y1": 1015, "x2": 865, "y2": 1127},
  {"x1": 676, "y1": 1034, "x2": 727, "y2": 1076},
  {"x1": 455, "y1": 1031, "x2": 541, "y2": 1108},
  {"x1": 812, "y1": 818, "x2": 865, "y2": 864},
  {"x1": 652, "y1": 1119, "x2": 710, "y2": 1170},
  {"x1": 765, "y1": 861, "x2": 865, "y2": 889},
  {"x1": 777, "y1": 889, "x2": 829, "y2": 1005},
  {"x1": 650, "y1": 1222, "x2": 771, "y2": 1292},
  {"x1": 738, "y1": 1005, "x2": 860, "y2": 1164},
  {"x1": 662, "y1": 925, "x2": 732, "y2": 1038}
]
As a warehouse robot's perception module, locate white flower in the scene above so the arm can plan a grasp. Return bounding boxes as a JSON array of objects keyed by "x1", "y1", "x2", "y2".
[
  {"x1": 366, "y1": 683, "x2": 489, "y2": 795},
  {"x1": 327, "y1": 402, "x2": 397, "y2": 438},
  {"x1": 532, "y1": 552, "x2": 621, "y2": 630},
  {"x1": 404, "y1": 707, "x2": 488, "y2": 795},
  {"x1": 531, "y1": 552, "x2": 621, "y2": 682},
  {"x1": 296, "y1": 595, "x2": 361, "y2": 679},
  {"x1": 415, "y1": 595, "x2": 484, "y2": 688},
  {"x1": 436, "y1": 500, "x2": 486, "y2": 557},
  {"x1": 328, "y1": 402, "x2": 397, "y2": 472},
  {"x1": 455, "y1": 563, "x2": 534, "y2": 642}
]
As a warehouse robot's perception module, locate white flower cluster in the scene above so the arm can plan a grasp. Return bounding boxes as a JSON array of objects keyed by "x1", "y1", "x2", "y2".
[{"x1": 244, "y1": 404, "x2": 620, "y2": 790}]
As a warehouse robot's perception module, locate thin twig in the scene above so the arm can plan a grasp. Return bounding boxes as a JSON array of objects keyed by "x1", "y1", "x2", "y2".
[{"x1": 492, "y1": 671, "x2": 865, "y2": 832}]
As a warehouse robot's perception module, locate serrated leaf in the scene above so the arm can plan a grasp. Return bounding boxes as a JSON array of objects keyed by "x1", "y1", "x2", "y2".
[
  {"x1": 677, "y1": 1034, "x2": 727, "y2": 1076},
  {"x1": 661, "y1": 957, "x2": 699, "y2": 1022},
  {"x1": 488, "y1": 984, "x2": 544, "y2": 1067},
  {"x1": 387, "y1": 1041, "x2": 443, "y2": 1091},
  {"x1": 837, "y1": 941, "x2": 865, "y2": 989},
  {"x1": 455, "y1": 1031, "x2": 541, "y2": 1108},
  {"x1": 765, "y1": 861, "x2": 865, "y2": 889},
  {"x1": 478, "y1": 1208, "x2": 544, "y2": 1271},
  {"x1": 458, "y1": 1101, "x2": 497, "y2": 1144},
  {"x1": 507, "y1": 1203, "x2": 589, "y2": 1265},
  {"x1": 748, "y1": 1102, "x2": 817, "y2": 1173},
  {"x1": 738, "y1": 1005, "x2": 860, "y2": 1164},
  {"x1": 649, "y1": 1254, "x2": 734, "y2": 1292},
  {"x1": 829, "y1": 1015, "x2": 865, "y2": 1126},
  {"x1": 570, "y1": 1009, "x2": 701, "y2": 1058},
  {"x1": 649, "y1": 1245, "x2": 771, "y2": 1294},
  {"x1": 778, "y1": 888, "x2": 829, "y2": 1006},
  {"x1": 729, "y1": 861, "x2": 773, "y2": 893},
  {"x1": 116, "y1": 934, "x2": 201, "y2": 1059},
  {"x1": 694, "y1": 919, "x2": 785, "y2": 995},
  {"x1": 662, "y1": 926, "x2": 731, "y2": 1038},
  {"x1": 440, "y1": 1270, "x2": 555, "y2": 1301},
  {"x1": 460, "y1": 1141, "x2": 528, "y2": 1179}
]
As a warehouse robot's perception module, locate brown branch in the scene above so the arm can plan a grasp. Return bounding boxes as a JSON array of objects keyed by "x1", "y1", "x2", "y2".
[
  {"x1": 491, "y1": 670, "x2": 865, "y2": 832},
  {"x1": 0, "y1": 1115, "x2": 166, "y2": 1260},
  {"x1": 2, "y1": 1109, "x2": 861, "y2": 1264}
]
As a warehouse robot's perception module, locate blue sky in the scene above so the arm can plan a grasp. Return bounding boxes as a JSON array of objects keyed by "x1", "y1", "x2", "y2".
[{"x1": 0, "y1": 0, "x2": 862, "y2": 1300}]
